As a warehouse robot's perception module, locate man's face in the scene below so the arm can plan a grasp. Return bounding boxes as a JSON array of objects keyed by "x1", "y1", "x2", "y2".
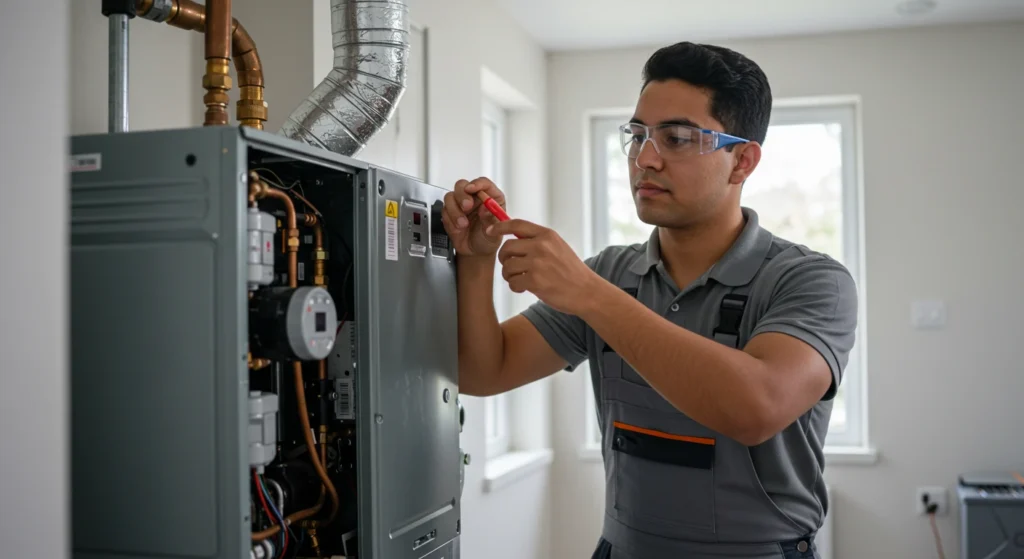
[{"x1": 627, "y1": 80, "x2": 759, "y2": 228}]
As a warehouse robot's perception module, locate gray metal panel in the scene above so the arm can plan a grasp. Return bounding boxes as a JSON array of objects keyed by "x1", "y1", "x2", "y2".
[
  {"x1": 958, "y1": 484, "x2": 1024, "y2": 558},
  {"x1": 357, "y1": 167, "x2": 461, "y2": 559},
  {"x1": 418, "y1": 539, "x2": 457, "y2": 559},
  {"x1": 69, "y1": 127, "x2": 248, "y2": 559}
]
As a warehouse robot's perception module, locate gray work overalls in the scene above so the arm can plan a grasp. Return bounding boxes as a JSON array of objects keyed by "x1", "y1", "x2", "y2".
[{"x1": 591, "y1": 274, "x2": 818, "y2": 559}]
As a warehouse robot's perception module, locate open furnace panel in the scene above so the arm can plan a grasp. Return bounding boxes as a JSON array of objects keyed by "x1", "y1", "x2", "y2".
[{"x1": 69, "y1": 126, "x2": 464, "y2": 559}]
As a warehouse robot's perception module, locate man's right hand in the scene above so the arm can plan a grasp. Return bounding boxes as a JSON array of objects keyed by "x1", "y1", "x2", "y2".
[{"x1": 441, "y1": 177, "x2": 506, "y2": 258}]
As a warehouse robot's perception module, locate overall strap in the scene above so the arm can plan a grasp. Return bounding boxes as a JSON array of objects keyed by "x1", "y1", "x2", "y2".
[
  {"x1": 712, "y1": 283, "x2": 754, "y2": 348},
  {"x1": 591, "y1": 265, "x2": 643, "y2": 429}
]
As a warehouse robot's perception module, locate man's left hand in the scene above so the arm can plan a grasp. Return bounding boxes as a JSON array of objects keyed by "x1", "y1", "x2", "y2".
[{"x1": 488, "y1": 219, "x2": 601, "y2": 315}]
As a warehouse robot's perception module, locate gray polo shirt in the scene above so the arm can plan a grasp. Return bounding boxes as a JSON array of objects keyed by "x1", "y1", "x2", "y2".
[{"x1": 522, "y1": 207, "x2": 858, "y2": 535}]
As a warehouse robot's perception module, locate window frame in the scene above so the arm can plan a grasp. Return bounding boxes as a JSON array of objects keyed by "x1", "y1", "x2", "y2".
[
  {"x1": 761, "y1": 100, "x2": 868, "y2": 450},
  {"x1": 482, "y1": 97, "x2": 512, "y2": 460},
  {"x1": 584, "y1": 98, "x2": 869, "y2": 453}
]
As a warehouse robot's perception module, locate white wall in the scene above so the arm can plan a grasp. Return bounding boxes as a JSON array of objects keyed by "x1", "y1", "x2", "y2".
[
  {"x1": 71, "y1": 1, "x2": 197, "y2": 134},
  {"x1": 69, "y1": 1, "x2": 553, "y2": 557},
  {"x1": 547, "y1": 22, "x2": 1024, "y2": 559},
  {"x1": 0, "y1": 2, "x2": 70, "y2": 559}
]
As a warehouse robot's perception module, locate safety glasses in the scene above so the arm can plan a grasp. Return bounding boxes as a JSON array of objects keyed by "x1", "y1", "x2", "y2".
[{"x1": 618, "y1": 122, "x2": 749, "y2": 160}]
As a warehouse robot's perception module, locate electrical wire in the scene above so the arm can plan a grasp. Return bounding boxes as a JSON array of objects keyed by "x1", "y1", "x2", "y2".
[
  {"x1": 335, "y1": 312, "x2": 348, "y2": 337},
  {"x1": 290, "y1": 189, "x2": 322, "y2": 218},
  {"x1": 251, "y1": 168, "x2": 298, "y2": 191},
  {"x1": 265, "y1": 478, "x2": 286, "y2": 518},
  {"x1": 258, "y1": 474, "x2": 289, "y2": 558},
  {"x1": 253, "y1": 470, "x2": 284, "y2": 557},
  {"x1": 253, "y1": 169, "x2": 323, "y2": 216},
  {"x1": 264, "y1": 477, "x2": 288, "y2": 552},
  {"x1": 928, "y1": 512, "x2": 946, "y2": 559}
]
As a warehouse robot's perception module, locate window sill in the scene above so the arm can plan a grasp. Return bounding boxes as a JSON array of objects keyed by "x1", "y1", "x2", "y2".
[
  {"x1": 824, "y1": 445, "x2": 879, "y2": 465},
  {"x1": 483, "y1": 449, "x2": 554, "y2": 493},
  {"x1": 578, "y1": 444, "x2": 602, "y2": 463}
]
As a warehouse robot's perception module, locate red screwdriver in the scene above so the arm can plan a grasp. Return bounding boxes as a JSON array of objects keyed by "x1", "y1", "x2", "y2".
[{"x1": 476, "y1": 191, "x2": 522, "y2": 238}]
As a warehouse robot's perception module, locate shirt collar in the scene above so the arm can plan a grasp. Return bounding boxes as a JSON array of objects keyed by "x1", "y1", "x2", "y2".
[{"x1": 627, "y1": 207, "x2": 773, "y2": 287}]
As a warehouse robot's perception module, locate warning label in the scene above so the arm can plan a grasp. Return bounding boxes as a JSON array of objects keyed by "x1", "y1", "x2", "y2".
[{"x1": 385, "y1": 199, "x2": 398, "y2": 261}]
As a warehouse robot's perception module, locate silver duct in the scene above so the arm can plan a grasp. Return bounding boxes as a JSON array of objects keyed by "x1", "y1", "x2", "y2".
[{"x1": 278, "y1": 0, "x2": 409, "y2": 157}]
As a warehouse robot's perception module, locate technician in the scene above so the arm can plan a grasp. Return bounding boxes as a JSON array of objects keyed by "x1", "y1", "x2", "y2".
[{"x1": 440, "y1": 41, "x2": 858, "y2": 559}]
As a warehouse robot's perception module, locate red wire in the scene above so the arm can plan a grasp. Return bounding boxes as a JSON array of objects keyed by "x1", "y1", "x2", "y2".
[{"x1": 253, "y1": 470, "x2": 288, "y2": 558}]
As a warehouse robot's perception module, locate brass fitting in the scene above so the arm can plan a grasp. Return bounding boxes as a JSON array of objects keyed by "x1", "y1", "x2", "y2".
[
  {"x1": 202, "y1": 58, "x2": 232, "y2": 126},
  {"x1": 308, "y1": 527, "x2": 321, "y2": 557},
  {"x1": 286, "y1": 230, "x2": 300, "y2": 251},
  {"x1": 247, "y1": 352, "x2": 271, "y2": 371},
  {"x1": 313, "y1": 252, "x2": 327, "y2": 286},
  {"x1": 237, "y1": 86, "x2": 268, "y2": 130},
  {"x1": 247, "y1": 172, "x2": 270, "y2": 205}
]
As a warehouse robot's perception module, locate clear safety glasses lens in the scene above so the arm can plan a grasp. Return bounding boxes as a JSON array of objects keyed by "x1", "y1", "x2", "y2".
[{"x1": 619, "y1": 123, "x2": 743, "y2": 159}]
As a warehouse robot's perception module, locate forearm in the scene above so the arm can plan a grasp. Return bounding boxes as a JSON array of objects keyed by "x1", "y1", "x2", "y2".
[
  {"x1": 577, "y1": 279, "x2": 773, "y2": 444},
  {"x1": 455, "y1": 254, "x2": 506, "y2": 395}
]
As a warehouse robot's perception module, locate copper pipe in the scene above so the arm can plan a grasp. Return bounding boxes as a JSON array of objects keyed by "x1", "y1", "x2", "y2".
[
  {"x1": 136, "y1": 0, "x2": 267, "y2": 128},
  {"x1": 205, "y1": 0, "x2": 230, "y2": 59},
  {"x1": 202, "y1": 0, "x2": 231, "y2": 126},
  {"x1": 303, "y1": 213, "x2": 328, "y2": 287},
  {"x1": 247, "y1": 175, "x2": 339, "y2": 532},
  {"x1": 252, "y1": 181, "x2": 298, "y2": 288},
  {"x1": 166, "y1": 0, "x2": 204, "y2": 29},
  {"x1": 251, "y1": 491, "x2": 326, "y2": 541},
  {"x1": 247, "y1": 174, "x2": 298, "y2": 288},
  {"x1": 232, "y1": 21, "x2": 267, "y2": 129},
  {"x1": 293, "y1": 362, "x2": 340, "y2": 524}
]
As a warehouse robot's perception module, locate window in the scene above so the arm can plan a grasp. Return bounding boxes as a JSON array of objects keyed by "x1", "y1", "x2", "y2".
[
  {"x1": 586, "y1": 99, "x2": 867, "y2": 450},
  {"x1": 483, "y1": 98, "x2": 511, "y2": 459}
]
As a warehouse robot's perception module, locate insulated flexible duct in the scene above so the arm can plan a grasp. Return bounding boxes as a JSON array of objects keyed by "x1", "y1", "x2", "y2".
[{"x1": 279, "y1": 0, "x2": 409, "y2": 156}]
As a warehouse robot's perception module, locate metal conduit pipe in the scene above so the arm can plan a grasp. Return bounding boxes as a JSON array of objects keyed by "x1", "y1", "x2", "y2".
[{"x1": 102, "y1": 0, "x2": 136, "y2": 132}]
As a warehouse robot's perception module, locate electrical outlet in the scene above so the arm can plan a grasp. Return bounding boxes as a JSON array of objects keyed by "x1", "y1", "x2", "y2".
[{"x1": 917, "y1": 486, "x2": 948, "y2": 515}]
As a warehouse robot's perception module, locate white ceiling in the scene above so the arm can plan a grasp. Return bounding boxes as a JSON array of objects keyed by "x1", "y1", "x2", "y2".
[{"x1": 494, "y1": 0, "x2": 1024, "y2": 51}]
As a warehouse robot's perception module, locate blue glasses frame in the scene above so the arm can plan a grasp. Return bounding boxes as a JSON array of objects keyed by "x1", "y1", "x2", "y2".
[{"x1": 618, "y1": 122, "x2": 749, "y2": 159}]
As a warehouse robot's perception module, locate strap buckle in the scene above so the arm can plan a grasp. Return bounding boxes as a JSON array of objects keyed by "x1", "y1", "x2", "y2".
[{"x1": 712, "y1": 293, "x2": 748, "y2": 348}]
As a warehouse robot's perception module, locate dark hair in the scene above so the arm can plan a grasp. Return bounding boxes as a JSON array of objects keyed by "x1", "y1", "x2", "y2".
[{"x1": 642, "y1": 42, "x2": 772, "y2": 145}]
